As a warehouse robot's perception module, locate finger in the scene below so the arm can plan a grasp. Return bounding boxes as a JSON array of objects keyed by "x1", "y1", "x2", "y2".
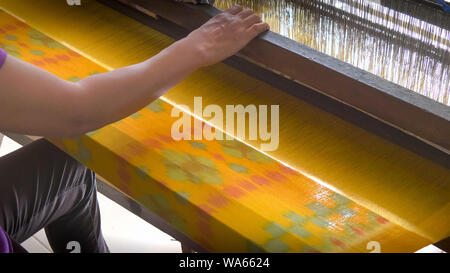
[
  {"x1": 225, "y1": 5, "x2": 243, "y2": 15},
  {"x1": 244, "y1": 14, "x2": 262, "y2": 28},
  {"x1": 237, "y1": 8, "x2": 254, "y2": 19},
  {"x1": 247, "y1": 22, "x2": 270, "y2": 37}
]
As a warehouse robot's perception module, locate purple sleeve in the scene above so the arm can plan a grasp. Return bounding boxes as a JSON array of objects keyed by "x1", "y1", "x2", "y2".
[
  {"x1": 0, "y1": 227, "x2": 13, "y2": 253},
  {"x1": 0, "y1": 48, "x2": 7, "y2": 69}
]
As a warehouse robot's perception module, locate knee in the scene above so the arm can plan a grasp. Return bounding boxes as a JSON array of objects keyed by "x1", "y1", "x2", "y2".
[{"x1": 72, "y1": 160, "x2": 96, "y2": 189}]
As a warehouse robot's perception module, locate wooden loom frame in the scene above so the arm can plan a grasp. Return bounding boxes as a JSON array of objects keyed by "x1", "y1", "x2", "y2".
[{"x1": 1, "y1": 0, "x2": 448, "y2": 252}]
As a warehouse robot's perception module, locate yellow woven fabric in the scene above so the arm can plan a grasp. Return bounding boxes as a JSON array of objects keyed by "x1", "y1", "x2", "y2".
[{"x1": 0, "y1": 0, "x2": 448, "y2": 251}]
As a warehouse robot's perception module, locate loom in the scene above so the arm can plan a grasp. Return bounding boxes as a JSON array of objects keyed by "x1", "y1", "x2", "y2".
[{"x1": 0, "y1": 0, "x2": 448, "y2": 252}]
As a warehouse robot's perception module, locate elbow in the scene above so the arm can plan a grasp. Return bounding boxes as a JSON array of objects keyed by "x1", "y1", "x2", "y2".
[
  {"x1": 59, "y1": 98, "x2": 99, "y2": 138},
  {"x1": 58, "y1": 84, "x2": 99, "y2": 138},
  {"x1": 60, "y1": 114, "x2": 95, "y2": 138},
  {"x1": 69, "y1": 118, "x2": 93, "y2": 138}
]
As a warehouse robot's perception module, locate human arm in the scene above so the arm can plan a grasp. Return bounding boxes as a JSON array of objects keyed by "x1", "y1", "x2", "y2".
[{"x1": 0, "y1": 6, "x2": 269, "y2": 138}]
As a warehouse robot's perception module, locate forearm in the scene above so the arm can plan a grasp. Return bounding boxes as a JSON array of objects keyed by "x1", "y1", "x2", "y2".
[
  {"x1": 75, "y1": 39, "x2": 202, "y2": 133},
  {"x1": 0, "y1": 5, "x2": 268, "y2": 138}
]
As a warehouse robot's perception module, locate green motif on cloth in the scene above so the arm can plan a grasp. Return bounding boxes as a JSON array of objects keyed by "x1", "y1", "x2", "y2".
[
  {"x1": 29, "y1": 29, "x2": 66, "y2": 49},
  {"x1": 162, "y1": 149, "x2": 222, "y2": 185}
]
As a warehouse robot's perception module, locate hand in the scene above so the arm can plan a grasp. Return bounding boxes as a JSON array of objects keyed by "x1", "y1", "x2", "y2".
[{"x1": 182, "y1": 5, "x2": 270, "y2": 67}]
